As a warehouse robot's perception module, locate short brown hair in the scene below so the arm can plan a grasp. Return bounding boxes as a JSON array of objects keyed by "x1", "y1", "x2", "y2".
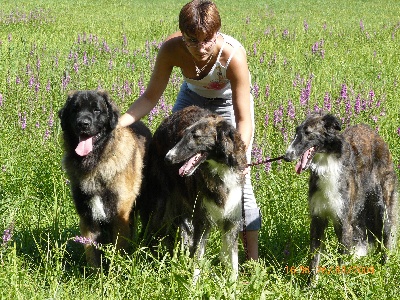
[{"x1": 179, "y1": 0, "x2": 221, "y2": 38}]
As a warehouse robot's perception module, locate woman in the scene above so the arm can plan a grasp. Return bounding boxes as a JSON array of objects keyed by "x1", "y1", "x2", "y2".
[{"x1": 118, "y1": 0, "x2": 260, "y2": 260}]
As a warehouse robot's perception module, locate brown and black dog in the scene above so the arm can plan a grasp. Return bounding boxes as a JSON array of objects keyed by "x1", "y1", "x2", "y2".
[
  {"x1": 58, "y1": 90, "x2": 151, "y2": 268},
  {"x1": 138, "y1": 106, "x2": 247, "y2": 280},
  {"x1": 284, "y1": 112, "x2": 398, "y2": 283}
]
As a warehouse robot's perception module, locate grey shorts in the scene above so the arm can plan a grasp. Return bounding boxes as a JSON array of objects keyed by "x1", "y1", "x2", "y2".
[{"x1": 173, "y1": 82, "x2": 261, "y2": 231}]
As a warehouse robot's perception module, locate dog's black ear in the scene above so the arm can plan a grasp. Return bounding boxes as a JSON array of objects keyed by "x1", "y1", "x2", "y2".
[
  {"x1": 58, "y1": 91, "x2": 77, "y2": 131},
  {"x1": 215, "y1": 120, "x2": 236, "y2": 163},
  {"x1": 215, "y1": 118, "x2": 247, "y2": 167},
  {"x1": 323, "y1": 114, "x2": 341, "y2": 132},
  {"x1": 98, "y1": 90, "x2": 120, "y2": 129}
]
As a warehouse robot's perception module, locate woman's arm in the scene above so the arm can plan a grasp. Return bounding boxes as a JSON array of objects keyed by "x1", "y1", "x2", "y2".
[
  {"x1": 118, "y1": 39, "x2": 176, "y2": 127},
  {"x1": 226, "y1": 46, "x2": 253, "y2": 150}
]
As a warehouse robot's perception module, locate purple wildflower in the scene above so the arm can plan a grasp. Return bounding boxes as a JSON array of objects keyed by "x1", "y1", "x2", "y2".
[
  {"x1": 264, "y1": 113, "x2": 269, "y2": 127},
  {"x1": 345, "y1": 98, "x2": 352, "y2": 116},
  {"x1": 46, "y1": 79, "x2": 51, "y2": 92},
  {"x1": 268, "y1": 53, "x2": 277, "y2": 67},
  {"x1": 273, "y1": 105, "x2": 284, "y2": 127},
  {"x1": 354, "y1": 94, "x2": 361, "y2": 114},
  {"x1": 259, "y1": 53, "x2": 265, "y2": 64},
  {"x1": 287, "y1": 100, "x2": 295, "y2": 119},
  {"x1": 253, "y1": 82, "x2": 260, "y2": 99},
  {"x1": 264, "y1": 158, "x2": 272, "y2": 173},
  {"x1": 300, "y1": 79, "x2": 311, "y2": 106},
  {"x1": 72, "y1": 236, "x2": 99, "y2": 248},
  {"x1": 28, "y1": 75, "x2": 35, "y2": 89},
  {"x1": 340, "y1": 83, "x2": 348, "y2": 101},
  {"x1": 102, "y1": 40, "x2": 110, "y2": 53},
  {"x1": 265, "y1": 85, "x2": 270, "y2": 99},
  {"x1": 83, "y1": 51, "x2": 88, "y2": 65},
  {"x1": 312, "y1": 41, "x2": 319, "y2": 54},
  {"x1": 73, "y1": 62, "x2": 79, "y2": 73},
  {"x1": 323, "y1": 92, "x2": 331, "y2": 111},
  {"x1": 282, "y1": 29, "x2": 289, "y2": 38},
  {"x1": 304, "y1": 20, "x2": 309, "y2": 32},
  {"x1": 62, "y1": 74, "x2": 71, "y2": 91},
  {"x1": 0, "y1": 94, "x2": 3, "y2": 106},
  {"x1": 20, "y1": 112, "x2": 27, "y2": 130},
  {"x1": 397, "y1": 127, "x2": 400, "y2": 137},
  {"x1": 368, "y1": 89, "x2": 375, "y2": 108},
  {"x1": 138, "y1": 78, "x2": 145, "y2": 96},
  {"x1": 123, "y1": 80, "x2": 132, "y2": 96},
  {"x1": 251, "y1": 145, "x2": 263, "y2": 164},
  {"x1": 48, "y1": 112, "x2": 54, "y2": 127},
  {"x1": 44, "y1": 129, "x2": 50, "y2": 140},
  {"x1": 2, "y1": 223, "x2": 14, "y2": 246},
  {"x1": 123, "y1": 34, "x2": 128, "y2": 48}
]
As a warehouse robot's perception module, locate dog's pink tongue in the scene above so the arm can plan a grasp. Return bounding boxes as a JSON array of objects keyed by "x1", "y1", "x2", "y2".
[
  {"x1": 75, "y1": 137, "x2": 93, "y2": 156},
  {"x1": 295, "y1": 149, "x2": 311, "y2": 174},
  {"x1": 179, "y1": 153, "x2": 202, "y2": 176}
]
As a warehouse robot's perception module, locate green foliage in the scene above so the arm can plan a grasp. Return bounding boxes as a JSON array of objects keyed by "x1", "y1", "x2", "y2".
[{"x1": 0, "y1": 0, "x2": 399, "y2": 298}]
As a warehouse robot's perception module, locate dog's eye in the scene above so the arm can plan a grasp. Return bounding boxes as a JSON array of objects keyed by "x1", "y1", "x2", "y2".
[
  {"x1": 71, "y1": 104, "x2": 80, "y2": 112},
  {"x1": 304, "y1": 127, "x2": 312, "y2": 135},
  {"x1": 191, "y1": 129, "x2": 203, "y2": 139}
]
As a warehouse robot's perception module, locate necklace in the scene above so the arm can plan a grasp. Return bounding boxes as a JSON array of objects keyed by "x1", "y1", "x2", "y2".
[{"x1": 193, "y1": 54, "x2": 213, "y2": 77}]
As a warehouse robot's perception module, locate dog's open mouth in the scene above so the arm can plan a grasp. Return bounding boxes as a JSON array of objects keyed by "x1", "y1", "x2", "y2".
[
  {"x1": 75, "y1": 133, "x2": 101, "y2": 156},
  {"x1": 179, "y1": 152, "x2": 208, "y2": 177},
  {"x1": 295, "y1": 146, "x2": 316, "y2": 174}
]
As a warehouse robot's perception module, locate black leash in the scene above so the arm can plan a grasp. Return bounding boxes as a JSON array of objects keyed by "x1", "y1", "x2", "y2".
[{"x1": 247, "y1": 155, "x2": 285, "y2": 167}]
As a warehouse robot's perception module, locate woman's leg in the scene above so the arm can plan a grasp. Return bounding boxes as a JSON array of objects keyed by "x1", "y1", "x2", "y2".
[{"x1": 210, "y1": 97, "x2": 261, "y2": 261}]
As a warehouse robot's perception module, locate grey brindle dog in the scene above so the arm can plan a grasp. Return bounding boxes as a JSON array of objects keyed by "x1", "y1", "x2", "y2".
[{"x1": 284, "y1": 112, "x2": 398, "y2": 284}]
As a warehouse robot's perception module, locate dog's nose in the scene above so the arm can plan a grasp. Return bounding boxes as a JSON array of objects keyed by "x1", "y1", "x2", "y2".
[
  {"x1": 283, "y1": 148, "x2": 296, "y2": 162},
  {"x1": 77, "y1": 119, "x2": 91, "y2": 129},
  {"x1": 165, "y1": 149, "x2": 177, "y2": 165},
  {"x1": 283, "y1": 154, "x2": 292, "y2": 162},
  {"x1": 164, "y1": 155, "x2": 172, "y2": 165}
]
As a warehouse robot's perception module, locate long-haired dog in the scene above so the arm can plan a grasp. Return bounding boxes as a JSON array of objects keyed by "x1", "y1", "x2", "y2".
[
  {"x1": 138, "y1": 106, "x2": 247, "y2": 279},
  {"x1": 58, "y1": 90, "x2": 152, "y2": 268},
  {"x1": 284, "y1": 112, "x2": 398, "y2": 283}
]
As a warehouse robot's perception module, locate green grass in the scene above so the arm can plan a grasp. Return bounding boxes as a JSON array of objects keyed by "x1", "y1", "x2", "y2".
[{"x1": 1, "y1": 0, "x2": 400, "y2": 299}]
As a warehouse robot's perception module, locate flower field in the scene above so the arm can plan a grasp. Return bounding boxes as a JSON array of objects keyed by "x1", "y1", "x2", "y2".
[{"x1": 0, "y1": 0, "x2": 399, "y2": 299}]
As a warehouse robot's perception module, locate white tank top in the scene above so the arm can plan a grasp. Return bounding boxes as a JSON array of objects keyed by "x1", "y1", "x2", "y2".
[{"x1": 182, "y1": 33, "x2": 245, "y2": 99}]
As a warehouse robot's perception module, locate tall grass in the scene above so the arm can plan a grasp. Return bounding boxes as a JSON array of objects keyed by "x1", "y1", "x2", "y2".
[{"x1": 0, "y1": 0, "x2": 399, "y2": 299}]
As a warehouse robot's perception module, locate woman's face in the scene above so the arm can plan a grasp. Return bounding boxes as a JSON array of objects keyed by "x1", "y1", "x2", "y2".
[{"x1": 182, "y1": 31, "x2": 217, "y2": 61}]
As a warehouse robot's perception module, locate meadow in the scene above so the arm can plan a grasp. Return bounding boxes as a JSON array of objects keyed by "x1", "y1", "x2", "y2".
[{"x1": 0, "y1": 0, "x2": 399, "y2": 299}]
